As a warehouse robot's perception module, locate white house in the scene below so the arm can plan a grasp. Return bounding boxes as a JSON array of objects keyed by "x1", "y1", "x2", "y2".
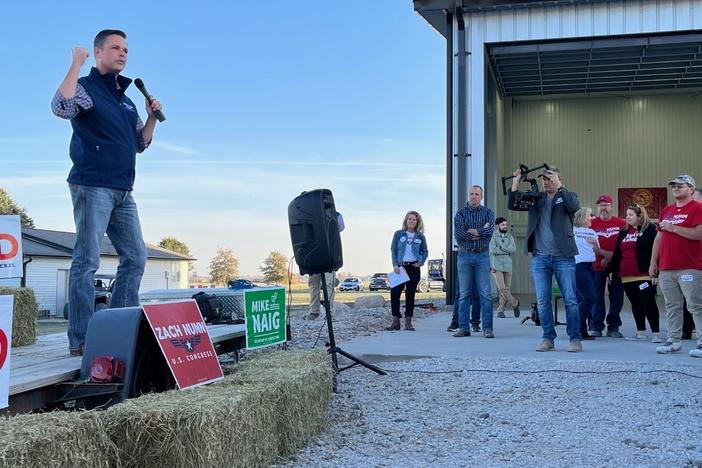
[
  {"x1": 414, "y1": 0, "x2": 702, "y2": 295},
  {"x1": 0, "y1": 228, "x2": 193, "y2": 317}
]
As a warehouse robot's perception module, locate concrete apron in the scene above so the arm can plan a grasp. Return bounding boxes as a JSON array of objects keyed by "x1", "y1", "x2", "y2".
[{"x1": 338, "y1": 309, "x2": 702, "y2": 367}]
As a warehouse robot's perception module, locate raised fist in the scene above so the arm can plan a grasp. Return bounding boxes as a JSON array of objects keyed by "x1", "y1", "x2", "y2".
[{"x1": 71, "y1": 47, "x2": 89, "y2": 67}]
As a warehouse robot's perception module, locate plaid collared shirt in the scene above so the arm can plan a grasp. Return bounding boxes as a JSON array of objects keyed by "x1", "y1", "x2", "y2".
[{"x1": 454, "y1": 203, "x2": 495, "y2": 251}]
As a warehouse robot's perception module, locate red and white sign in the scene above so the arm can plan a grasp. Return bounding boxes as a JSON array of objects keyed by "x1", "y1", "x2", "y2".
[
  {"x1": 0, "y1": 215, "x2": 22, "y2": 279},
  {"x1": 142, "y1": 300, "x2": 223, "y2": 390},
  {"x1": 618, "y1": 187, "x2": 668, "y2": 220},
  {"x1": 0, "y1": 295, "x2": 14, "y2": 409}
]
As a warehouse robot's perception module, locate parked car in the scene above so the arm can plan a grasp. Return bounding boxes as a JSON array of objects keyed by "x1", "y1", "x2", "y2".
[
  {"x1": 63, "y1": 274, "x2": 115, "y2": 319},
  {"x1": 228, "y1": 278, "x2": 257, "y2": 290},
  {"x1": 339, "y1": 277, "x2": 364, "y2": 291},
  {"x1": 427, "y1": 258, "x2": 446, "y2": 290},
  {"x1": 369, "y1": 273, "x2": 390, "y2": 291}
]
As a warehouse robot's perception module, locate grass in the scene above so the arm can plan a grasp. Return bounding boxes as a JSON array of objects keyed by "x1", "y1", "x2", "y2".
[
  {"x1": 35, "y1": 286, "x2": 448, "y2": 336},
  {"x1": 285, "y1": 282, "x2": 445, "y2": 306}
]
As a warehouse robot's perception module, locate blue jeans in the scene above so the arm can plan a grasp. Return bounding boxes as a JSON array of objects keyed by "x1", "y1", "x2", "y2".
[
  {"x1": 457, "y1": 252, "x2": 493, "y2": 332},
  {"x1": 592, "y1": 270, "x2": 624, "y2": 332},
  {"x1": 530, "y1": 255, "x2": 581, "y2": 341},
  {"x1": 68, "y1": 185, "x2": 147, "y2": 350},
  {"x1": 575, "y1": 262, "x2": 597, "y2": 335},
  {"x1": 451, "y1": 275, "x2": 481, "y2": 326}
]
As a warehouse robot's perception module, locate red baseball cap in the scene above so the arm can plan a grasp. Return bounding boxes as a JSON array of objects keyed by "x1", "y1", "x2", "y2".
[{"x1": 596, "y1": 194, "x2": 613, "y2": 204}]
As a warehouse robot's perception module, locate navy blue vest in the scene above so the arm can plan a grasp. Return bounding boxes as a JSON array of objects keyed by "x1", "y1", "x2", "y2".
[{"x1": 67, "y1": 67, "x2": 140, "y2": 191}]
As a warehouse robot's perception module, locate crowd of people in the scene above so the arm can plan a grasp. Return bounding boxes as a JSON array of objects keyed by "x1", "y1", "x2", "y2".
[{"x1": 383, "y1": 166, "x2": 702, "y2": 358}]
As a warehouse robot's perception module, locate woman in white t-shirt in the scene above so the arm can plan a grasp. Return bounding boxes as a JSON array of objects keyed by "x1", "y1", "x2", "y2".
[{"x1": 574, "y1": 207, "x2": 601, "y2": 340}]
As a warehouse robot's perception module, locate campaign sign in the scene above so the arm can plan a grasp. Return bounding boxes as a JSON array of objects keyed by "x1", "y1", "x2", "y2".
[
  {"x1": 0, "y1": 295, "x2": 14, "y2": 409},
  {"x1": 142, "y1": 300, "x2": 223, "y2": 390},
  {"x1": 0, "y1": 215, "x2": 22, "y2": 279},
  {"x1": 244, "y1": 287, "x2": 286, "y2": 350}
]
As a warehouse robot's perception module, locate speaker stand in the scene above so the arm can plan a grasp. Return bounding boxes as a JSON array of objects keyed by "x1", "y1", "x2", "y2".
[{"x1": 320, "y1": 274, "x2": 386, "y2": 379}]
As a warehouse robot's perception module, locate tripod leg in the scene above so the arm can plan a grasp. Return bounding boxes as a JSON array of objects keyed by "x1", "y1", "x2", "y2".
[
  {"x1": 320, "y1": 273, "x2": 386, "y2": 377},
  {"x1": 335, "y1": 347, "x2": 387, "y2": 375}
]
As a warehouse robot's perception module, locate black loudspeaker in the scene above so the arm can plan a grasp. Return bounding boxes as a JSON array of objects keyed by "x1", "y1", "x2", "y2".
[{"x1": 288, "y1": 189, "x2": 343, "y2": 275}]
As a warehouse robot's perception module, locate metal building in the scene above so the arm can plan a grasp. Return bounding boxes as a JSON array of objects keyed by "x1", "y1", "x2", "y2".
[{"x1": 414, "y1": 0, "x2": 702, "y2": 296}]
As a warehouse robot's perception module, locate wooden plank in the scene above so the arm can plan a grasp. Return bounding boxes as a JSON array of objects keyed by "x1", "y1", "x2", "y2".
[{"x1": 9, "y1": 324, "x2": 246, "y2": 396}]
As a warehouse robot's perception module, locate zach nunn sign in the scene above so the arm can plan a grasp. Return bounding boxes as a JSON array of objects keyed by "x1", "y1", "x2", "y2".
[{"x1": 142, "y1": 300, "x2": 223, "y2": 390}]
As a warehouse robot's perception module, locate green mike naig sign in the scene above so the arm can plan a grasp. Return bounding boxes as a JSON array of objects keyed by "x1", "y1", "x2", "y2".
[{"x1": 244, "y1": 288, "x2": 287, "y2": 349}]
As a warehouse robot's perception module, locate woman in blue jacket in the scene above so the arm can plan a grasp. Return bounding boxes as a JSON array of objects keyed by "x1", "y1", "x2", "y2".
[{"x1": 386, "y1": 211, "x2": 429, "y2": 331}]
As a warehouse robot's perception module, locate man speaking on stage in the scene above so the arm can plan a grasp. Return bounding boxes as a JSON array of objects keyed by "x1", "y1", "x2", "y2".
[{"x1": 51, "y1": 29, "x2": 163, "y2": 356}]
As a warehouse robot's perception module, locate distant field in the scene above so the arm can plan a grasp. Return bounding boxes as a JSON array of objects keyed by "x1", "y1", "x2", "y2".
[
  {"x1": 286, "y1": 282, "x2": 445, "y2": 306},
  {"x1": 35, "y1": 286, "x2": 448, "y2": 336}
]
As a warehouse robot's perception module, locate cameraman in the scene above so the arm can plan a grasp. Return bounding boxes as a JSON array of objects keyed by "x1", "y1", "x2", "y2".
[{"x1": 508, "y1": 166, "x2": 582, "y2": 352}]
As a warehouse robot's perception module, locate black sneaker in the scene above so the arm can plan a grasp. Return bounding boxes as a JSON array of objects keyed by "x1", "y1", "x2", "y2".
[
  {"x1": 453, "y1": 329, "x2": 471, "y2": 337},
  {"x1": 471, "y1": 324, "x2": 481, "y2": 333},
  {"x1": 606, "y1": 328, "x2": 624, "y2": 338},
  {"x1": 447, "y1": 323, "x2": 459, "y2": 332},
  {"x1": 513, "y1": 301, "x2": 520, "y2": 318}
]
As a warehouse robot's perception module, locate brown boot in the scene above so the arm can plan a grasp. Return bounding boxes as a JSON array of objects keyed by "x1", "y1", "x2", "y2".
[
  {"x1": 404, "y1": 317, "x2": 415, "y2": 331},
  {"x1": 385, "y1": 316, "x2": 401, "y2": 330}
]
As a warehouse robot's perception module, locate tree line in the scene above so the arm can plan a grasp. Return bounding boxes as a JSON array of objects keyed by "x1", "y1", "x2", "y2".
[{"x1": 1, "y1": 187, "x2": 294, "y2": 286}]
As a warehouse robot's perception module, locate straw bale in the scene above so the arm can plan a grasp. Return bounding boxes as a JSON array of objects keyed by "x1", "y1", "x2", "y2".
[
  {"x1": 104, "y1": 349, "x2": 333, "y2": 468},
  {"x1": 0, "y1": 411, "x2": 117, "y2": 468},
  {"x1": 0, "y1": 287, "x2": 37, "y2": 346}
]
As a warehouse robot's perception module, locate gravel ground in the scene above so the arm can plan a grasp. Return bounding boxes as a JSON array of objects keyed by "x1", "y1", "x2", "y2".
[{"x1": 247, "y1": 300, "x2": 702, "y2": 467}]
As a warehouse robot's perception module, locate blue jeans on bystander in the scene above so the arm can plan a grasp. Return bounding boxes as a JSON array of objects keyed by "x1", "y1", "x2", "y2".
[
  {"x1": 457, "y1": 252, "x2": 493, "y2": 332},
  {"x1": 530, "y1": 254, "x2": 581, "y2": 342}
]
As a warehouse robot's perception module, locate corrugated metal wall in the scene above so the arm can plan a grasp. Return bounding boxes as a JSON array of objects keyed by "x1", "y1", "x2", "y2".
[
  {"x1": 493, "y1": 92, "x2": 702, "y2": 294},
  {"x1": 470, "y1": 0, "x2": 702, "y2": 44},
  {"x1": 449, "y1": 0, "x2": 702, "y2": 295},
  {"x1": 459, "y1": 0, "x2": 702, "y2": 203}
]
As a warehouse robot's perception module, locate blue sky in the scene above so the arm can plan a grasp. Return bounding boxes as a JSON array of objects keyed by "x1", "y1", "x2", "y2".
[{"x1": 1, "y1": 1, "x2": 446, "y2": 277}]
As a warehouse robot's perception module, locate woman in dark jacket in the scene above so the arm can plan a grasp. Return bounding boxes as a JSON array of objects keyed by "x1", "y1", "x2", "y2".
[
  {"x1": 608, "y1": 204, "x2": 661, "y2": 342},
  {"x1": 386, "y1": 211, "x2": 428, "y2": 331}
]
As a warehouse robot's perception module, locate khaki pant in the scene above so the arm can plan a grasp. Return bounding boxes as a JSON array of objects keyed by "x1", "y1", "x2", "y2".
[
  {"x1": 309, "y1": 272, "x2": 335, "y2": 315},
  {"x1": 492, "y1": 270, "x2": 518, "y2": 313},
  {"x1": 659, "y1": 269, "x2": 702, "y2": 343}
]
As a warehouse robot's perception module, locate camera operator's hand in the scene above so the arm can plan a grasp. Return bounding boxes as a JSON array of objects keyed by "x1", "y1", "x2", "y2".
[
  {"x1": 511, "y1": 168, "x2": 522, "y2": 191},
  {"x1": 543, "y1": 170, "x2": 562, "y2": 190}
]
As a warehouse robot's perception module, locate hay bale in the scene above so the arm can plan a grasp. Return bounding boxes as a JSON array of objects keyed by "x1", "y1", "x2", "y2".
[
  {"x1": 354, "y1": 294, "x2": 385, "y2": 309},
  {"x1": 104, "y1": 349, "x2": 333, "y2": 468},
  {"x1": 0, "y1": 287, "x2": 37, "y2": 346},
  {"x1": 0, "y1": 411, "x2": 117, "y2": 468}
]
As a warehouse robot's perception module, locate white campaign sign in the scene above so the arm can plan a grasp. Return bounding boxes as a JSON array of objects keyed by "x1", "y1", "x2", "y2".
[
  {"x1": 0, "y1": 295, "x2": 13, "y2": 409},
  {"x1": 0, "y1": 215, "x2": 22, "y2": 279}
]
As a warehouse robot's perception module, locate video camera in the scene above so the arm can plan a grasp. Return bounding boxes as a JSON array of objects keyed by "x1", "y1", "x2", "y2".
[{"x1": 501, "y1": 163, "x2": 550, "y2": 210}]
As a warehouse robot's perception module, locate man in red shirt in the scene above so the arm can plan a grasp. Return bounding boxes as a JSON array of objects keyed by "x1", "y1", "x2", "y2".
[
  {"x1": 650, "y1": 175, "x2": 702, "y2": 356},
  {"x1": 590, "y1": 194, "x2": 627, "y2": 338}
]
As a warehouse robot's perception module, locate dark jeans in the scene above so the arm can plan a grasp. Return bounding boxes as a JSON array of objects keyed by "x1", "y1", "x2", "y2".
[
  {"x1": 592, "y1": 270, "x2": 624, "y2": 332},
  {"x1": 575, "y1": 262, "x2": 597, "y2": 337},
  {"x1": 622, "y1": 280, "x2": 660, "y2": 333},
  {"x1": 451, "y1": 275, "x2": 480, "y2": 326},
  {"x1": 390, "y1": 263, "x2": 421, "y2": 317}
]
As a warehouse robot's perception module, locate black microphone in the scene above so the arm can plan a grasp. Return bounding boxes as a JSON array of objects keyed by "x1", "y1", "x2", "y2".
[{"x1": 134, "y1": 78, "x2": 166, "y2": 122}]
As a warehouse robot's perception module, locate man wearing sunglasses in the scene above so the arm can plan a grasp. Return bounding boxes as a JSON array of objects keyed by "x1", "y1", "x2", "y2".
[{"x1": 650, "y1": 175, "x2": 702, "y2": 357}]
